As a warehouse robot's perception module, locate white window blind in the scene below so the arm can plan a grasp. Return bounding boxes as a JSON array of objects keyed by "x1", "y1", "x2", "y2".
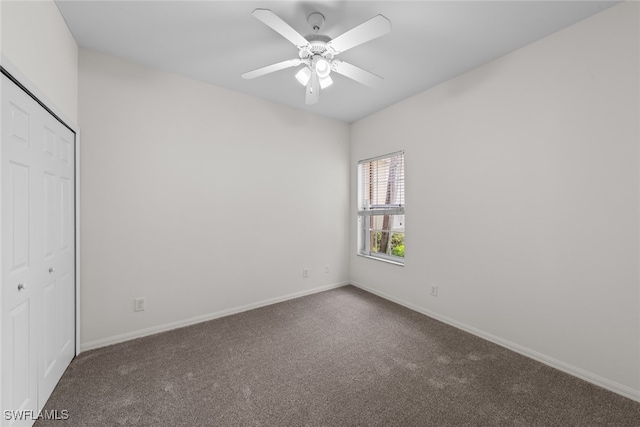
[{"x1": 358, "y1": 151, "x2": 405, "y2": 215}]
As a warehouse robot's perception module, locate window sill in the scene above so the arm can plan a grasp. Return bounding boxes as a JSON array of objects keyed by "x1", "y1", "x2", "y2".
[{"x1": 357, "y1": 253, "x2": 405, "y2": 267}]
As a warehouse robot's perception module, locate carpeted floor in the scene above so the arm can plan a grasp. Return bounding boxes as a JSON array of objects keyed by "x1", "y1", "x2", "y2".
[{"x1": 36, "y1": 285, "x2": 640, "y2": 426}]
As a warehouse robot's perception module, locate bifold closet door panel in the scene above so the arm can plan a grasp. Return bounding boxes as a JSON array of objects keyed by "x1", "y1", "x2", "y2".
[
  {"x1": 1, "y1": 74, "x2": 42, "y2": 422},
  {"x1": 39, "y1": 103, "x2": 75, "y2": 406}
]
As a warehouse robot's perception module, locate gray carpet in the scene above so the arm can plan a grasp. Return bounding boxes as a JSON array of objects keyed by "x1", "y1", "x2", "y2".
[{"x1": 37, "y1": 285, "x2": 640, "y2": 426}]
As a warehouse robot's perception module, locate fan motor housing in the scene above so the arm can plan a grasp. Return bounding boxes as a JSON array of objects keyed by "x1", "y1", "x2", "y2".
[{"x1": 299, "y1": 34, "x2": 333, "y2": 61}]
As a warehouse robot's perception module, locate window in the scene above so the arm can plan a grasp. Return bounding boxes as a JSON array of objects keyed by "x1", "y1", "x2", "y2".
[{"x1": 357, "y1": 151, "x2": 405, "y2": 264}]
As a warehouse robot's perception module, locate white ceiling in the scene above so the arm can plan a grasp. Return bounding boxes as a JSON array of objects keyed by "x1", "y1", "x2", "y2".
[{"x1": 56, "y1": 0, "x2": 620, "y2": 123}]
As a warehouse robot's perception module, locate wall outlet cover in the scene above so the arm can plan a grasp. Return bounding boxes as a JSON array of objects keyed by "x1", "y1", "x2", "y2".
[{"x1": 134, "y1": 298, "x2": 146, "y2": 311}]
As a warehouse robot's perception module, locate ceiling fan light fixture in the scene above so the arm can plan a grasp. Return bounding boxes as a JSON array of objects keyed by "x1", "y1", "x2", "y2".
[
  {"x1": 295, "y1": 67, "x2": 311, "y2": 86},
  {"x1": 314, "y1": 58, "x2": 331, "y2": 78},
  {"x1": 295, "y1": 67, "x2": 332, "y2": 89}
]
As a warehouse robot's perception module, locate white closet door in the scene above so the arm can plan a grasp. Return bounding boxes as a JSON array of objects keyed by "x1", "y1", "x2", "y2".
[
  {"x1": 1, "y1": 74, "x2": 41, "y2": 426},
  {"x1": 1, "y1": 74, "x2": 75, "y2": 425},
  {"x1": 38, "y1": 94, "x2": 75, "y2": 406}
]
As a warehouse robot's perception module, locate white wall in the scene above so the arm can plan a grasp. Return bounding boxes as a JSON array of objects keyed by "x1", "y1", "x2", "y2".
[
  {"x1": 0, "y1": 0, "x2": 78, "y2": 123},
  {"x1": 78, "y1": 49, "x2": 350, "y2": 348},
  {"x1": 350, "y1": 1, "x2": 640, "y2": 398}
]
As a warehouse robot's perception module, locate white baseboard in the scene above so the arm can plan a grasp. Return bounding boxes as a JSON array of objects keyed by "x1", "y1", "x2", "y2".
[
  {"x1": 350, "y1": 281, "x2": 640, "y2": 403},
  {"x1": 81, "y1": 281, "x2": 348, "y2": 352}
]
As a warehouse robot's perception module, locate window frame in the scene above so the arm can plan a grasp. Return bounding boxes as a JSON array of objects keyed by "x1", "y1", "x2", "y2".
[{"x1": 357, "y1": 150, "x2": 405, "y2": 266}]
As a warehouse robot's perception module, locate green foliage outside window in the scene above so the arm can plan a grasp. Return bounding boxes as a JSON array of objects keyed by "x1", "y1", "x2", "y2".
[{"x1": 372, "y1": 231, "x2": 405, "y2": 258}]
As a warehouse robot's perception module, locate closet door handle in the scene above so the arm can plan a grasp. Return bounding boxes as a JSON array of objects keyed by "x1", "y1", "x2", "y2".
[
  {"x1": 49, "y1": 267, "x2": 55, "y2": 274},
  {"x1": 18, "y1": 283, "x2": 25, "y2": 291}
]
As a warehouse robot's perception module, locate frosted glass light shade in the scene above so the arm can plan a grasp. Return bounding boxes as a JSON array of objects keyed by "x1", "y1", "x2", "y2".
[
  {"x1": 315, "y1": 58, "x2": 331, "y2": 78},
  {"x1": 295, "y1": 68, "x2": 311, "y2": 86},
  {"x1": 320, "y1": 75, "x2": 333, "y2": 89}
]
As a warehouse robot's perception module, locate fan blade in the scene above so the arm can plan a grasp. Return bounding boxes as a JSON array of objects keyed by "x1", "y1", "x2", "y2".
[
  {"x1": 326, "y1": 15, "x2": 391, "y2": 54},
  {"x1": 305, "y1": 70, "x2": 320, "y2": 105},
  {"x1": 252, "y1": 9, "x2": 309, "y2": 48},
  {"x1": 242, "y1": 59, "x2": 302, "y2": 79},
  {"x1": 332, "y1": 60, "x2": 383, "y2": 88}
]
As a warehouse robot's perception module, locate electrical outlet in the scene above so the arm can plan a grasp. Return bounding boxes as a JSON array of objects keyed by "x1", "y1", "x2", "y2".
[
  {"x1": 303, "y1": 269, "x2": 309, "y2": 278},
  {"x1": 325, "y1": 265, "x2": 330, "y2": 274},
  {"x1": 134, "y1": 298, "x2": 146, "y2": 312},
  {"x1": 430, "y1": 285, "x2": 438, "y2": 297}
]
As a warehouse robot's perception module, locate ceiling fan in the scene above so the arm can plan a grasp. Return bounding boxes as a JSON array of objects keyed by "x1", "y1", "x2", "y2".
[{"x1": 241, "y1": 9, "x2": 391, "y2": 105}]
